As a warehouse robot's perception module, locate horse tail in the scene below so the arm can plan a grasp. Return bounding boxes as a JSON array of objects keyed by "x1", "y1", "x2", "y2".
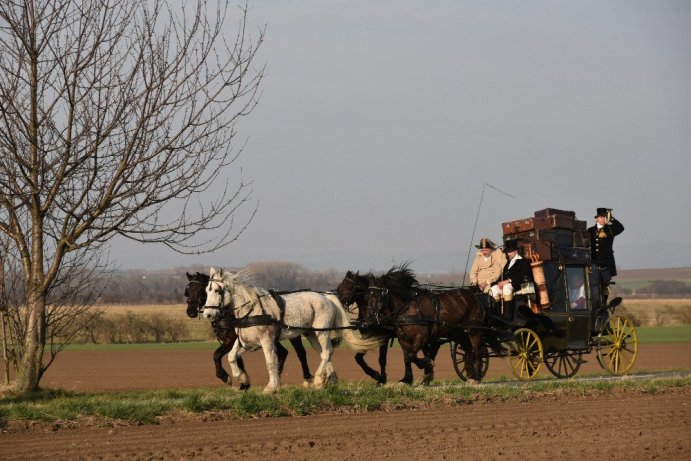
[{"x1": 325, "y1": 294, "x2": 384, "y2": 353}]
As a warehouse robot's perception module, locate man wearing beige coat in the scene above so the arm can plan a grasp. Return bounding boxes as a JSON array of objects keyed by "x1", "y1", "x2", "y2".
[{"x1": 469, "y1": 238, "x2": 506, "y2": 293}]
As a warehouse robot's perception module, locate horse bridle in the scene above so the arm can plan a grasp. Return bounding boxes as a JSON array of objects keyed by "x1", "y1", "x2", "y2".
[{"x1": 366, "y1": 286, "x2": 390, "y2": 324}]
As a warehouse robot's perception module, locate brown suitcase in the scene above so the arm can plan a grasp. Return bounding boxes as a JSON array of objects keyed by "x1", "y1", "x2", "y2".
[
  {"x1": 573, "y1": 232, "x2": 590, "y2": 247},
  {"x1": 553, "y1": 246, "x2": 590, "y2": 261},
  {"x1": 573, "y1": 220, "x2": 587, "y2": 234},
  {"x1": 519, "y1": 241, "x2": 553, "y2": 261},
  {"x1": 502, "y1": 217, "x2": 537, "y2": 235},
  {"x1": 504, "y1": 228, "x2": 573, "y2": 247},
  {"x1": 534, "y1": 215, "x2": 574, "y2": 230},
  {"x1": 534, "y1": 208, "x2": 576, "y2": 219}
]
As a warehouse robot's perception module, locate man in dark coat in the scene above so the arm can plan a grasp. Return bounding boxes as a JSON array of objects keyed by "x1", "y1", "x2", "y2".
[
  {"x1": 490, "y1": 239, "x2": 533, "y2": 302},
  {"x1": 587, "y1": 208, "x2": 624, "y2": 277}
]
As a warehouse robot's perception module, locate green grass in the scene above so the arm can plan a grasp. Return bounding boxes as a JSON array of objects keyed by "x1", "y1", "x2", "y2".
[
  {"x1": 1, "y1": 377, "x2": 689, "y2": 426},
  {"x1": 635, "y1": 325, "x2": 691, "y2": 344}
]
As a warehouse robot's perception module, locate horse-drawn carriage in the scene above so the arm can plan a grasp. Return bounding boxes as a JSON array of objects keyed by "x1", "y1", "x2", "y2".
[
  {"x1": 187, "y1": 207, "x2": 637, "y2": 389},
  {"x1": 449, "y1": 258, "x2": 638, "y2": 381}
]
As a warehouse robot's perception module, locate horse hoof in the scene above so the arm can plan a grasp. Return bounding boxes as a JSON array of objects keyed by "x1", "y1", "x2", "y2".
[
  {"x1": 262, "y1": 386, "x2": 278, "y2": 394},
  {"x1": 239, "y1": 383, "x2": 250, "y2": 391},
  {"x1": 302, "y1": 379, "x2": 312, "y2": 389}
]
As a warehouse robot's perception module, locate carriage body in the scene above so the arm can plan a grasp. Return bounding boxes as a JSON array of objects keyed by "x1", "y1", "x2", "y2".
[{"x1": 452, "y1": 208, "x2": 638, "y2": 381}]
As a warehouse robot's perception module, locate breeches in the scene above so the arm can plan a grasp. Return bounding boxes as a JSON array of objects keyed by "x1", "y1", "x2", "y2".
[{"x1": 490, "y1": 284, "x2": 514, "y2": 301}]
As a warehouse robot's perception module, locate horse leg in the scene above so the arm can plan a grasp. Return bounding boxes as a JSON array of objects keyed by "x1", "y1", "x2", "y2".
[
  {"x1": 306, "y1": 332, "x2": 334, "y2": 388},
  {"x1": 260, "y1": 335, "x2": 280, "y2": 394},
  {"x1": 276, "y1": 340, "x2": 289, "y2": 375},
  {"x1": 467, "y1": 330, "x2": 483, "y2": 383},
  {"x1": 213, "y1": 341, "x2": 232, "y2": 384},
  {"x1": 400, "y1": 349, "x2": 415, "y2": 385},
  {"x1": 420, "y1": 341, "x2": 441, "y2": 385},
  {"x1": 377, "y1": 342, "x2": 389, "y2": 384},
  {"x1": 289, "y1": 336, "x2": 313, "y2": 388},
  {"x1": 227, "y1": 340, "x2": 251, "y2": 390},
  {"x1": 355, "y1": 344, "x2": 387, "y2": 384}
]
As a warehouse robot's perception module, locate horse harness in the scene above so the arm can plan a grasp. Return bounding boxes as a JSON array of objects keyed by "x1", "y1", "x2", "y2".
[
  {"x1": 209, "y1": 285, "x2": 358, "y2": 333},
  {"x1": 368, "y1": 286, "x2": 485, "y2": 341}
]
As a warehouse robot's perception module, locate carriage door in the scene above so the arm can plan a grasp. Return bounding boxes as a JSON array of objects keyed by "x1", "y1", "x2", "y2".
[{"x1": 565, "y1": 266, "x2": 591, "y2": 349}]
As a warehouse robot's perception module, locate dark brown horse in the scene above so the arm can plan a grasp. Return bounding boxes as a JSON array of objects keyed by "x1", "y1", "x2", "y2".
[
  {"x1": 336, "y1": 270, "x2": 390, "y2": 384},
  {"x1": 184, "y1": 272, "x2": 312, "y2": 388},
  {"x1": 362, "y1": 265, "x2": 485, "y2": 384}
]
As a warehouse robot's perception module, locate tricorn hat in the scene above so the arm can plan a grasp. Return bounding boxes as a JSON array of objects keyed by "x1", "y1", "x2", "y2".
[
  {"x1": 595, "y1": 207, "x2": 608, "y2": 218},
  {"x1": 475, "y1": 238, "x2": 496, "y2": 249},
  {"x1": 503, "y1": 239, "x2": 519, "y2": 253}
]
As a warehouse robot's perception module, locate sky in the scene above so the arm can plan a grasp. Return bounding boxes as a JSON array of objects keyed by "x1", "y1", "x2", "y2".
[{"x1": 113, "y1": 0, "x2": 691, "y2": 274}]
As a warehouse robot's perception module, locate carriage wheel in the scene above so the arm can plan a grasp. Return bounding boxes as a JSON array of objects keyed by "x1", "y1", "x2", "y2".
[
  {"x1": 507, "y1": 328, "x2": 543, "y2": 381},
  {"x1": 451, "y1": 342, "x2": 489, "y2": 382},
  {"x1": 596, "y1": 314, "x2": 638, "y2": 375},
  {"x1": 543, "y1": 351, "x2": 582, "y2": 379}
]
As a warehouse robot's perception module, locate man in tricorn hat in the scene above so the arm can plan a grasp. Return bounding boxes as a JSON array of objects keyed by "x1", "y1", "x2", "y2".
[
  {"x1": 490, "y1": 239, "x2": 533, "y2": 303},
  {"x1": 469, "y1": 238, "x2": 506, "y2": 293},
  {"x1": 587, "y1": 208, "x2": 624, "y2": 277}
]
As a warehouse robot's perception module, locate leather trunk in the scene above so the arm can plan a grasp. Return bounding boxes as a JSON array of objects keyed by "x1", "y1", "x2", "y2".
[
  {"x1": 534, "y1": 215, "x2": 574, "y2": 230},
  {"x1": 534, "y1": 208, "x2": 576, "y2": 219},
  {"x1": 519, "y1": 241, "x2": 553, "y2": 261},
  {"x1": 502, "y1": 218, "x2": 537, "y2": 235},
  {"x1": 504, "y1": 228, "x2": 573, "y2": 248}
]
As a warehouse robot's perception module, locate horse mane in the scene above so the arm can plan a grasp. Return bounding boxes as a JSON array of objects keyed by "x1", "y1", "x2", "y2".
[
  {"x1": 191, "y1": 272, "x2": 209, "y2": 283},
  {"x1": 212, "y1": 268, "x2": 268, "y2": 304},
  {"x1": 378, "y1": 262, "x2": 418, "y2": 290}
]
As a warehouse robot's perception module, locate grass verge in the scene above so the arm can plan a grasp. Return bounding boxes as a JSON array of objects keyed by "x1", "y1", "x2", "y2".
[{"x1": 1, "y1": 376, "x2": 689, "y2": 427}]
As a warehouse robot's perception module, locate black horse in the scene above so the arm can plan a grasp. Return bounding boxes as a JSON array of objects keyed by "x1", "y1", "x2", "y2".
[
  {"x1": 184, "y1": 272, "x2": 313, "y2": 388},
  {"x1": 361, "y1": 265, "x2": 484, "y2": 384},
  {"x1": 336, "y1": 270, "x2": 390, "y2": 384}
]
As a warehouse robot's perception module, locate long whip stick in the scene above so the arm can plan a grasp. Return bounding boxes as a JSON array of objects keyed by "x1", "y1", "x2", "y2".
[{"x1": 462, "y1": 183, "x2": 514, "y2": 286}]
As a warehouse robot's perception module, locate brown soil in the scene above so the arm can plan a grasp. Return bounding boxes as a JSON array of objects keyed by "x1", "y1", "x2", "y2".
[{"x1": 1, "y1": 344, "x2": 690, "y2": 460}]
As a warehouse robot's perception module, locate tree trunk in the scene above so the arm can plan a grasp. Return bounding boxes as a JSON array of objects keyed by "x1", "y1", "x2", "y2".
[{"x1": 14, "y1": 288, "x2": 46, "y2": 392}]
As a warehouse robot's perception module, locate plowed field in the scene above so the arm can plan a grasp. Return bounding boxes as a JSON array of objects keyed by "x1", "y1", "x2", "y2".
[{"x1": 1, "y1": 344, "x2": 690, "y2": 460}]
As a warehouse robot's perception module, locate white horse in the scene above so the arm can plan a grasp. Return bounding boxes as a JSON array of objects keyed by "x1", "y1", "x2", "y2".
[{"x1": 202, "y1": 268, "x2": 379, "y2": 394}]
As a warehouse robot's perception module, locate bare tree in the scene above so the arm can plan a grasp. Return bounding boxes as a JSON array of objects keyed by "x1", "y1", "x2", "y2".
[{"x1": 0, "y1": 0, "x2": 264, "y2": 392}]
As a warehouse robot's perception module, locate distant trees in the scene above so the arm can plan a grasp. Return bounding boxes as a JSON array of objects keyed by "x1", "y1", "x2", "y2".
[{"x1": 636, "y1": 280, "x2": 691, "y2": 297}]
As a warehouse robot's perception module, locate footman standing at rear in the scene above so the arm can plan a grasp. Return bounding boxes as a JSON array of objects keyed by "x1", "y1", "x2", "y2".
[{"x1": 587, "y1": 208, "x2": 624, "y2": 277}]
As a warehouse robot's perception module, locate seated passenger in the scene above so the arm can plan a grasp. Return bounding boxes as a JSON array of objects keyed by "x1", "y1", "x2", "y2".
[
  {"x1": 490, "y1": 240, "x2": 533, "y2": 303},
  {"x1": 567, "y1": 269, "x2": 586, "y2": 309},
  {"x1": 469, "y1": 238, "x2": 506, "y2": 294}
]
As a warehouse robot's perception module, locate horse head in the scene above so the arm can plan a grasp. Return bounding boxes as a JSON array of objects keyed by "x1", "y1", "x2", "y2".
[
  {"x1": 336, "y1": 271, "x2": 368, "y2": 305},
  {"x1": 363, "y1": 264, "x2": 418, "y2": 325},
  {"x1": 185, "y1": 271, "x2": 210, "y2": 318},
  {"x1": 202, "y1": 267, "x2": 233, "y2": 321}
]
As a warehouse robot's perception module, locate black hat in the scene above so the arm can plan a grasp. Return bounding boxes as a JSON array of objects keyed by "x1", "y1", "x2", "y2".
[
  {"x1": 595, "y1": 208, "x2": 608, "y2": 218},
  {"x1": 475, "y1": 238, "x2": 496, "y2": 249},
  {"x1": 503, "y1": 239, "x2": 519, "y2": 253}
]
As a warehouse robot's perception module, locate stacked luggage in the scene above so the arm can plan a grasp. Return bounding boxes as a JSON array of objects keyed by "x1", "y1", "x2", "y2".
[{"x1": 502, "y1": 208, "x2": 590, "y2": 263}]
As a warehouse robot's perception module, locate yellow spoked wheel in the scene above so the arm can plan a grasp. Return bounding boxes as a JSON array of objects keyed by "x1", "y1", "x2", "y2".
[
  {"x1": 597, "y1": 314, "x2": 638, "y2": 375},
  {"x1": 507, "y1": 328, "x2": 543, "y2": 381},
  {"x1": 543, "y1": 351, "x2": 583, "y2": 379}
]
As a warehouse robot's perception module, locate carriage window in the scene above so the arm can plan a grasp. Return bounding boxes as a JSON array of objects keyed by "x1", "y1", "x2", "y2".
[{"x1": 566, "y1": 267, "x2": 587, "y2": 310}]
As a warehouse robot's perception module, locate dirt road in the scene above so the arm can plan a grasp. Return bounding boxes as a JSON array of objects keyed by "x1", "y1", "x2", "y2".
[{"x1": 1, "y1": 344, "x2": 690, "y2": 460}]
